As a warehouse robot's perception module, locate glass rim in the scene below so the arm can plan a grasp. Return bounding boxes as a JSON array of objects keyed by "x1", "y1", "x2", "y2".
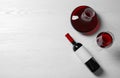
[{"x1": 84, "y1": 7, "x2": 95, "y2": 18}]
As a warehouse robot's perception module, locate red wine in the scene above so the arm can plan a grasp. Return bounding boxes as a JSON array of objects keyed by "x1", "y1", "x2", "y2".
[
  {"x1": 65, "y1": 33, "x2": 100, "y2": 72},
  {"x1": 97, "y1": 32, "x2": 113, "y2": 48},
  {"x1": 71, "y1": 6, "x2": 100, "y2": 35}
]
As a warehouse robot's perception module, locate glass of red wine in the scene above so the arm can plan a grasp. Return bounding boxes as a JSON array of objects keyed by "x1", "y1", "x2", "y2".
[{"x1": 96, "y1": 31, "x2": 114, "y2": 48}]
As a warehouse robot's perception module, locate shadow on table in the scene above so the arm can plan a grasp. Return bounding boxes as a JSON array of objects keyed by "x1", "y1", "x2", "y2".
[
  {"x1": 94, "y1": 67, "x2": 105, "y2": 76},
  {"x1": 112, "y1": 47, "x2": 120, "y2": 61}
]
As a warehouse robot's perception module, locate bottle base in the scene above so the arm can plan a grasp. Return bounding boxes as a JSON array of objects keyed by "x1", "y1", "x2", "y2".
[{"x1": 85, "y1": 57, "x2": 100, "y2": 72}]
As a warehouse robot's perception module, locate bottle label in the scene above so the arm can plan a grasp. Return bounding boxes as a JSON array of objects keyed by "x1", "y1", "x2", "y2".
[{"x1": 75, "y1": 46, "x2": 92, "y2": 63}]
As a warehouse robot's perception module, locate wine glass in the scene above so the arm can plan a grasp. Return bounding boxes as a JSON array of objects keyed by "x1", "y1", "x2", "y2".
[{"x1": 96, "y1": 31, "x2": 114, "y2": 48}]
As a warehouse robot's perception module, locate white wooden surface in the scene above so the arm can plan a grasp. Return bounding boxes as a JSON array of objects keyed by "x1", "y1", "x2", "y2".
[{"x1": 0, "y1": 0, "x2": 120, "y2": 78}]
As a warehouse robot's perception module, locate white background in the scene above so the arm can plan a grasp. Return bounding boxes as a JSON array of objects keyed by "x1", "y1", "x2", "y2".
[{"x1": 0, "y1": 0, "x2": 120, "y2": 78}]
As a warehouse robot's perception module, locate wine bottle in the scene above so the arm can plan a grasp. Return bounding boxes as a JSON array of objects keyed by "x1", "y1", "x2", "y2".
[{"x1": 65, "y1": 33, "x2": 100, "y2": 72}]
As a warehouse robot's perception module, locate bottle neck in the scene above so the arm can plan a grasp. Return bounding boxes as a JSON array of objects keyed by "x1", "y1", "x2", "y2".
[
  {"x1": 81, "y1": 8, "x2": 95, "y2": 22},
  {"x1": 71, "y1": 41, "x2": 76, "y2": 45},
  {"x1": 73, "y1": 42, "x2": 82, "y2": 51},
  {"x1": 65, "y1": 33, "x2": 82, "y2": 50}
]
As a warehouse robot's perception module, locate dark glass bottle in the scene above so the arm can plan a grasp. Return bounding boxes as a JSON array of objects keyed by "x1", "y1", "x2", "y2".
[{"x1": 65, "y1": 33, "x2": 100, "y2": 72}]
